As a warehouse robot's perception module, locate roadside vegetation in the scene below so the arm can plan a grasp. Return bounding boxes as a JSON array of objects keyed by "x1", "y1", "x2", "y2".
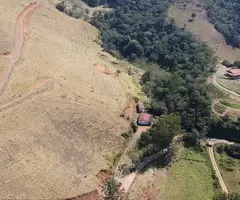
[
  {"x1": 214, "y1": 103, "x2": 227, "y2": 114},
  {"x1": 215, "y1": 145, "x2": 240, "y2": 194},
  {"x1": 221, "y1": 100, "x2": 240, "y2": 110},
  {"x1": 56, "y1": 1, "x2": 90, "y2": 20}
]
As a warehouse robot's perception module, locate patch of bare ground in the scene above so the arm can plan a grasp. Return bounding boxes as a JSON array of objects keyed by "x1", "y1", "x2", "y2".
[
  {"x1": 128, "y1": 168, "x2": 168, "y2": 200},
  {"x1": 0, "y1": 0, "x2": 131, "y2": 199}
]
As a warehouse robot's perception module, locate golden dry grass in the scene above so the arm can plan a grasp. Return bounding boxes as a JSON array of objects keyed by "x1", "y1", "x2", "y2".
[{"x1": 0, "y1": 0, "x2": 131, "y2": 199}]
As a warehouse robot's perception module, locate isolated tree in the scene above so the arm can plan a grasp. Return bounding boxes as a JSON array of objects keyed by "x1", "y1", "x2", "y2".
[
  {"x1": 56, "y1": 1, "x2": 65, "y2": 12},
  {"x1": 191, "y1": 13, "x2": 197, "y2": 18},
  {"x1": 102, "y1": 178, "x2": 124, "y2": 200},
  {"x1": 233, "y1": 61, "x2": 240, "y2": 67}
]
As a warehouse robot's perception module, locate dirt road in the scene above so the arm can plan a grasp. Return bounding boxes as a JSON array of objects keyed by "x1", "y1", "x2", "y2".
[
  {"x1": 117, "y1": 149, "x2": 168, "y2": 193},
  {"x1": 0, "y1": 2, "x2": 41, "y2": 93},
  {"x1": 207, "y1": 139, "x2": 235, "y2": 194},
  {"x1": 208, "y1": 146, "x2": 228, "y2": 194},
  {"x1": 115, "y1": 126, "x2": 149, "y2": 176}
]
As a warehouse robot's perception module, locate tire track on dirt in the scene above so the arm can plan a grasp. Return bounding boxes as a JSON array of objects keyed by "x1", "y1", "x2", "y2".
[
  {"x1": 0, "y1": 2, "x2": 55, "y2": 113},
  {"x1": 0, "y1": 78, "x2": 53, "y2": 112},
  {"x1": 115, "y1": 126, "x2": 149, "y2": 176},
  {"x1": 0, "y1": 2, "x2": 41, "y2": 94}
]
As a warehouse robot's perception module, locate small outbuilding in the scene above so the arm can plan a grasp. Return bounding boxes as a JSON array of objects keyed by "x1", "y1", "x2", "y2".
[
  {"x1": 222, "y1": 60, "x2": 233, "y2": 68},
  {"x1": 137, "y1": 113, "x2": 153, "y2": 126},
  {"x1": 137, "y1": 102, "x2": 144, "y2": 113}
]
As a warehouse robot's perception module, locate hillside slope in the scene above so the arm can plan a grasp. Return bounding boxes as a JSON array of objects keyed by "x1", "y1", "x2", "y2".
[{"x1": 0, "y1": 0, "x2": 128, "y2": 199}]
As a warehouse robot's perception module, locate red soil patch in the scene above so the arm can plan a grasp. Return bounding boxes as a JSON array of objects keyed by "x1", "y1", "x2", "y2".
[
  {"x1": 93, "y1": 63, "x2": 111, "y2": 74},
  {"x1": 122, "y1": 103, "x2": 133, "y2": 120},
  {"x1": 11, "y1": 2, "x2": 41, "y2": 63},
  {"x1": 65, "y1": 170, "x2": 113, "y2": 200},
  {"x1": 140, "y1": 187, "x2": 153, "y2": 200},
  {"x1": 23, "y1": 78, "x2": 51, "y2": 94},
  {"x1": 66, "y1": 190, "x2": 99, "y2": 200}
]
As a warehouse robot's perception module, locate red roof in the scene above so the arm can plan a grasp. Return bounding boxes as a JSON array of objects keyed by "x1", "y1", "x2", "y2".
[
  {"x1": 138, "y1": 113, "x2": 153, "y2": 122},
  {"x1": 225, "y1": 68, "x2": 240, "y2": 77}
]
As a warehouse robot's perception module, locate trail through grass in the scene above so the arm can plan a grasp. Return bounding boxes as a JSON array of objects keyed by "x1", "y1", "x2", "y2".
[{"x1": 221, "y1": 100, "x2": 240, "y2": 109}]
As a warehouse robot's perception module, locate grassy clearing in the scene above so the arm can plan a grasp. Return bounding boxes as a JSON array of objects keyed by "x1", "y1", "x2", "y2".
[
  {"x1": 221, "y1": 100, "x2": 240, "y2": 110},
  {"x1": 214, "y1": 103, "x2": 227, "y2": 114},
  {"x1": 215, "y1": 147, "x2": 240, "y2": 194},
  {"x1": 161, "y1": 146, "x2": 217, "y2": 200}
]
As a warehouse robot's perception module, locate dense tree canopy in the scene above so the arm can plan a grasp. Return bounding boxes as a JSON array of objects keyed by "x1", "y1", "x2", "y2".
[
  {"x1": 92, "y1": 0, "x2": 216, "y2": 137},
  {"x1": 138, "y1": 113, "x2": 181, "y2": 156},
  {"x1": 214, "y1": 193, "x2": 240, "y2": 200},
  {"x1": 205, "y1": 0, "x2": 240, "y2": 48},
  {"x1": 208, "y1": 115, "x2": 240, "y2": 143}
]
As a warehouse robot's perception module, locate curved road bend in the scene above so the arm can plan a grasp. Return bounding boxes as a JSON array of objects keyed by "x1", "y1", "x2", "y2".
[
  {"x1": 207, "y1": 139, "x2": 235, "y2": 195},
  {"x1": 212, "y1": 65, "x2": 240, "y2": 102},
  {"x1": 117, "y1": 149, "x2": 168, "y2": 193}
]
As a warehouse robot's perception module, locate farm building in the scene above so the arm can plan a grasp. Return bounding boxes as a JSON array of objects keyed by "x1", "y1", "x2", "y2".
[
  {"x1": 137, "y1": 113, "x2": 153, "y2": 126},
  {"x1": 137, "y1": 102, "x2": 144, "y2": 113},
  {"x1": 225, "y1": 68, "x2": 240, "y2": 79},
  {"x1": 222, "y1": 60, "x2": 233, "y2": 68}
]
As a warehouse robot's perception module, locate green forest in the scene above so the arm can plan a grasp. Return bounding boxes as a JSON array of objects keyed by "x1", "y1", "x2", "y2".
[
  {"x1": 92, "y1": 0, "x2": 216, "y2": 137},
  {"x1": 90, "y1": 0, "x2": 240, "y2": 144},
  {"x1": 205, "y1": 0, "x2": 240, "y2": 48}
]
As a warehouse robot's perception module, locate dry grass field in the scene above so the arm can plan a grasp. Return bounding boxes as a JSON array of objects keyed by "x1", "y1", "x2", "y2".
[
  {"x1": 0, "y1": 0, "x2": 133, "y2": 199},
  {"x1": 128, "y1": 168, "x2": 167, "y2": 200}
]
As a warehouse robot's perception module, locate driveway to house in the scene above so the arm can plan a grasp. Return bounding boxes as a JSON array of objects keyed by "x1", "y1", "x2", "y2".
[
  {"x1": 117, "y1": 148, "x2": 168, "y2": 193},
  {"x1": 212, "y1": 65, "x2": 240, "y2": 102},
  {"x1": 207, "y1": 139, "x2": 235, "y2": 195},
  {"x1": 115, "y1": 126, "x2": 149, "y2": 176}
]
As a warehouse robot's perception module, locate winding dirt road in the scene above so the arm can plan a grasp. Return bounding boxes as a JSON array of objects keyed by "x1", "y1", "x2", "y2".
[
  {"x1": 117, "y1": 148, "x2": 168, "y2": 193},
  {"x1": 115, "y1": 126, "x2": 149, "y2": 176},
  {"x1": 207, "y1": 139, "x2": 235, "y2": 195},
  {"x1": 0, "y1": 2, "x2": 53, "y2": 113},
  {"x1": 0, "y1": 2, "x2": 41, "y2": 93}
]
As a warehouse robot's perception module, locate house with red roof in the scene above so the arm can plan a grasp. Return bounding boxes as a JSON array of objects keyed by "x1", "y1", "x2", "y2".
[
  {"x1": 137, "y1": 113, "x2": 153, "y2": 126},
  {"x1": 225, "y1": 68, "x2": 240, "y2": 79}
]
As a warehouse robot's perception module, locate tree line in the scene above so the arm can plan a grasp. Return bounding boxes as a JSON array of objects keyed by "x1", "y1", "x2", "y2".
[{"x1": 91, "y1": 0, "x2": 217, "y2": 139}]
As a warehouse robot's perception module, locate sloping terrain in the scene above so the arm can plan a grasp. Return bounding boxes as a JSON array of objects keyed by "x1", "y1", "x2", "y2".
[
  {"x1": 0, "y1": 0, "x2": 129, "y2": 199},
  {"x1": 168, "y1": 1, "x2": 240, "y2": 95}
]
